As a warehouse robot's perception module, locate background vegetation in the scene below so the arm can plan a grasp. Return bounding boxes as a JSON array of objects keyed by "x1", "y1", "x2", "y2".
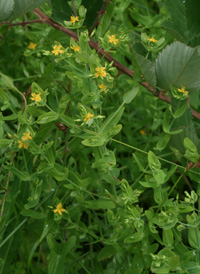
[{"x1": 1, "y1": 0, "x2": 200, "y2": 273}]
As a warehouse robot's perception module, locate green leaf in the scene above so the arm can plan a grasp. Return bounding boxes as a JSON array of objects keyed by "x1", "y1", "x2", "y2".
[
  {"x1": 50, "y1": 0, "x2": 72, "y2": 23},
  {"x1": 21, "y1": 209, "x2": 46, "y2": 219},
  {"x1": 37, "y1": 112, "x2": 58, "y2": 124},
  {"x1": 100, "y1": 106, "x2": 124, "y2": 135},
  {"x1": 148, "y1": 151, "x2": 161, "y2": 170},
  {"x1": 163, "y1": 229, "x2": 174, "y2": 247},
  {"x1": 85, "y1": 200, "x2": 115, "y2": 210},
  {"x1": 188, "y1": 228, "x2": 200, "y2": 248},
  {"x1": 82, "y1": 136, "x2": 105, "y2": 147},
  {"x1": 8, "y1": 0, "x2": 49, "y2": 21},
  {"x1": 152, "y1": 170, "x2": 166, "y2": 185},
  {"x1": 124, "y1": 232, "x2": 144, "y2": 243},
  {"x1": 0, "y1": 139, "x2": 11, "y2": 149},
  {"x1": 47, "y1": 235, "x2": 76, "y2": 256},
  {"x1": 155, "y1": 133, "x2": 171, "y2": 151},
  {"x1": 3, "y1": 166, "x2": 36, "y2": 181},
  {"x1": 97, "y1": 246, "x2": 115, "y2": 262},
  {"x1": 123, "y1": 86, "x2": 140, "y2": 104},
  {"x1": 60, "y1": 114, "x2": 75, "y2": 128},
  {"x1": 82, "y1": 0, "x2": 104, "y2": 27},
  {"x1": 156, "y1": 42, "x2": 200, "y2": 91},
  {"x1": 48, "y1": 253, "x2": 65, "y2": 274},
  {"x1": 0, "y1": 0, "x2": 14, "y2": 21},
  {"x1": 96, "y1": 2, "x2": 115, "y2": 37},
  {"x1": 134, "y1": 52, "x2": 157, "y2": 87}
]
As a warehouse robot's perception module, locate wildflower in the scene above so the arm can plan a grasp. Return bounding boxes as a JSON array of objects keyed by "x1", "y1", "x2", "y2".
[
  {"x1": 70, "y1": 45, "x2": 80, "y2": 52},
  {"x1": 52, "y1": 45, "x2": 64, "y2": 55},
  {"x1": 139, "y1": 129, "x2": 146, "y2": 135},
  {"x1": 70, "y1": 16, "x2": 79, "y2": 24},
  {"x1": 178, "y1": 86, "x2": 189, "y2": 94},
  {"x1": 28, "y1": 42, "x2": 37, "y2": 50},
  {"x1": 30, "y1": 92, "x2": 42, "y2": 103},
  {"x1": 22, "y1": 131, "x2": 32, "y2": 141},
  {"x1": 99, "y1": 84, "x2": 108, "y2": 93},
  {"x1": 84, "y1": 113, "x2": 94, "y2": 123},
  {"x1": 53, "y1": 203, "x2": 66, "y2": 216},
  {"x1": 18, "y1": 140, "x2": 29, "y2": 150},
  {"x1": 108, "y1": 35, "x2": 119, "y2": 45},
  {"x1": 95, "y1": 67, "x2": 106, "y2": 78},
  {"x1": 148, "y1": 36, "x2": 157, "y2": 43}
]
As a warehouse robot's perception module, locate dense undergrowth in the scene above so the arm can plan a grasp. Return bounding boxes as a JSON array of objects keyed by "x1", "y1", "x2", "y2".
[{"x1": 1, "y1": 0, "x2": 200, "y2": 273}]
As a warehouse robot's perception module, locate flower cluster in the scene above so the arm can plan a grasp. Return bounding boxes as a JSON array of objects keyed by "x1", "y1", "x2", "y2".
[
  {"x1": 84, "y1": 113, "x2": 94, "y2": 123},
  {"x1": 71, "y1": 45, "x2": 80, "y2": 52},
  {"x1": 148, "y1": 36, "x2": 157, "y2": 43},
  {"x1": 28, "y1": 42, "x2": 37, "y2": 50},
  {"x1": 30, "y1": 92, "x2": 41, "y2": 103},
  {"x1": 108, "y1": 35, "x2": 119, "y2": 45},
  {"x1": 70, "y1": 16, "x2": 79, "y2": 24},
  {"x1": 18, "y1": 131, "x2": 32, "y2": 150},
  {"x1": 99, "y1": 84, "x2": 108, "y2": 93},
  {"x1": 178, "y1": 86, "x2": 189, "y2": 94},
  {"x1": 52, "y1": 45, "x2": 64, "y2": 56},
  {"x1": 95, "y1": 67, "x2": 106, "y2": 78},
  {"x1": 53, "y1": 203, "x2": 66, "y2": 215}
]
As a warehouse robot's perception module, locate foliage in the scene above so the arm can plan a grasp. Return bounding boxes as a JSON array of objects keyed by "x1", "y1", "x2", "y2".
[{"x1": 1, "y1": 0, "x2": 200, "y2": 273}]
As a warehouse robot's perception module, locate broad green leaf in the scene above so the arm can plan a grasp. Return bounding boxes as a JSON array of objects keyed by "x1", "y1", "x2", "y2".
[
  {"x1": 148, "y1": 151, "x2": 161, "y2": 170},
  {"x1": 163, "y1": 0, "x2": 200, "y2": 46},
  {"x1": 100, "y1": 106, "x2": 124, "y2": 135},
  {"x1": 21, "y1": 209, "x2": 46, "y2": 219},
  {"x1": 47, "y1": 235, "x2": 76, "y2": 256},
  {"x1": 134, "y1": 53, "x2": 157, "y2": 87},
  {"x1": 96, "y1": 2, "x2": 115, "y2": 37},
  {"x1": 85, "y1": 200, "x2": 115, "y2": 210},
  {"x1": 152, "y1": 170, "x2": 166, "y2": 185},
  {"x1": 156, "y1": 42, "x2": 200, "y2": 91},
  {"x1": 97, "y1": 246, "x2": 115, "y2": 262},
  {"x1": 48, "y1": 253, "x2": 65, "y2": 274},
  {"x1": 184, "y1": 137, "x2": 198, "y2": 153},
  {"x1": 155, "y1": 133, "x2": 171, "y2": 151},
  {"x1": 0, "y1": 0, "x2": 14, "y2": 21},
  {"x1": 8, "y1": 0, "x2": 49, "y2": 21},
  {"x1": 163, "y1": 108, "x2": 183, "y2": 135},
  {"x1": 82, "y1": 136, "x2": 105, "y2": 147},
  {"x1": 50, "y1": 0, "x2": 72, "y2": 23},
  {"x1": 123, "y1": 86, "x2": 140, "y2": 104},
  {"x1": 0, "y1": 139, "x2": 11, "y2": 149},
  {"x1": 60, "y1": 114, "x2": 75, "y2": 128},
  {"x1": 37, "y1": 112, "x2": 58, "y2": 124},
  {"x1": 82, "y1": 0, "x2": 104, "y2": 27},
  {"x1": 188, "y1": 228, "x2": 200, "y2": 248},
  {"x1": 124, "y1": 232, "x2": 144, "y2": 243}
]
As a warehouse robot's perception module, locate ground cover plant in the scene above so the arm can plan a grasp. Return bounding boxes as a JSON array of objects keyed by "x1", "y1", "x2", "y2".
[{"x1": 1, "y1": 0, "x2": 200, "y2": 273}]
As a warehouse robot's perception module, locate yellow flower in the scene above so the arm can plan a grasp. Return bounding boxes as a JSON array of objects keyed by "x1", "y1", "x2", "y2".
[
  {"x1": 18, "y1": 140, "x2": 29, "y2": 150},
  {"x1": 28, "y1": 42, "x2": 37, "y2": 50},
  {"x1": 70, "y1": 16, "x2": 79, "y2": 24},
  {"x1": 22, "y1": 131, "x2": 32, "y2": 141},
  {"x1": 148, "y1": 36, "x2": 158, "y2": 43},
  {"x1": 108, "y1": 35, "x2": 119, "y2": 45},
  {"x1": 139, "y1": 129, "x2": 146, "y2": 136},
  {"x1": 178, "y1": 86, "x2": 189, "y2": 94},
  {"x1": 52, "y1": 45, "x2": 64, "y2": 56},
  {"x1": 95, "y1": 67, "x2": 106, "y2": 78},
  {"x1": 84, "y1": 113, "x2": 94, "y2": 123},
  {"x1": 71, "y1": 45, "x2": 80, "y2": 52},
  {"x1": 99, "y1": 84, "x2": 108, "y2": 93},
  {"x1": 53, "y1": 203, "x2": 66, "y2": 216},
  {"x1": 30, "y1": 92, "x2": 42, "y2": 103}
]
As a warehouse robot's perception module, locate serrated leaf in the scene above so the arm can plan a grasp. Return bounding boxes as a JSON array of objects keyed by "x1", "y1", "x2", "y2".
[
  {"x1": 82, "y1": 0, "x2": 104, "y2": 27},
  {"x1": 134, "y1": 52, "x2": 157, "y2": 87},
  {"x1": 0, "y1": 0, "x2": 14, "y2": 21},
  {"x1": 156, "y1": 42, "x2": 200, "y2": 91},
  {"x1": 8, "y1": 0, "x2": 49, "y2": 21}
]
